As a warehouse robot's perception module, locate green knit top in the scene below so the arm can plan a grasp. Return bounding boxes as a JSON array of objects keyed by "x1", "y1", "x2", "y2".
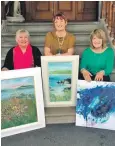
[{"x1": 80, "y1": 47, "x2": 114, "y2": 76}]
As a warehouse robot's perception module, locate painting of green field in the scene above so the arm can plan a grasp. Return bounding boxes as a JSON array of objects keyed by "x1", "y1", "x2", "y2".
[
  {"x1": 1, "y1": 76, "x2": 37, "y2": 130},
  {"x1": 48, "y1": 62, "x2": 72, "y2": 102}
]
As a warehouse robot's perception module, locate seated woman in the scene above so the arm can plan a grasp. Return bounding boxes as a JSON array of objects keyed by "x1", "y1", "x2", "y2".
[
  {"x1": 79, "y1": 29, "x2": 114, "y2": 82},
  {"x1": 44, "y1": 12, "x2": 76, "y2": 56},
  {"x1": 2, "y1": 29, "x2": 42, "y2": 70}
]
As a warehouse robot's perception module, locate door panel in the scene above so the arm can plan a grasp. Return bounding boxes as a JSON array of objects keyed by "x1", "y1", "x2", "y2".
[
  {"x1": 82, "y1": 1, "x2": 98, "y2": 21},
  {"x1": 54, "y1": 1, "x2": 76, "y2": 21},
  {"x1": 75, "y1": 2, "x2": 84, "y2": 21},
  {"x1": 27, "y1": 1, "x2": 54, "y2": 21}
]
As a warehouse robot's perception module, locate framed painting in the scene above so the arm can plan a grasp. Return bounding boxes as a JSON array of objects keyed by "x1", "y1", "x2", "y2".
[
  {"x1": 76, "y1": 80, "x2": 115, "y2": 130},
  {"x1": 41, "y1": 56, "x2": 79, "y2": 107},
  {"x1": 1, "y1": 68, "x2": 45, "y2": 137}
]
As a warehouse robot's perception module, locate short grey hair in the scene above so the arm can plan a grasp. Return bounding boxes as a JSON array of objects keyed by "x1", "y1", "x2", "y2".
[{"x1": 15, "y1": 29, "x2": 30, "y2": 38}]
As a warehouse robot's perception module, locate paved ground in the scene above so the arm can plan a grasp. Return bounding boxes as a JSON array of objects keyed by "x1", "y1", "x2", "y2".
[{"x1": 1, "y1": 123, "x2": 115, "y2": 146}]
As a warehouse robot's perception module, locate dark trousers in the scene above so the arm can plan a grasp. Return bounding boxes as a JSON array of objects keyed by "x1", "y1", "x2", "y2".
[{"x1": 78, "y1": 71, "x2": 110, "y2": 82}]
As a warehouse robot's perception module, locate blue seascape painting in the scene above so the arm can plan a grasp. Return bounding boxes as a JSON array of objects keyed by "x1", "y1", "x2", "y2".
[
  {"x1": 76, "y1": 80, "x2": 115, "y2": 130},
  {"x1": 1, "y1": 77, "x2": 37, "y2": 130},
  {"x1": 48, "y1": 62, "x2": 72, "y2": 102}
]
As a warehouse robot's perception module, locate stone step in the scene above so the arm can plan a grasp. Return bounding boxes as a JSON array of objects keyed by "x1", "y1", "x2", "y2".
[
  {"x1": 6, "y1": 22, "x2": 99, "y2": 33},
  {"x1": 1, "y1": 43, "x2": 89, "y2": 60},
  {"x1": 111, "y1": 70, "x2": 115, "y2": 82},
  {"x1": 2, "y1": 32, "x2": 90, "y2": 45},
  {"x1": 45, "y1": 107, "x2": 76, "y2": 124},
  {"x1": 1, "y1": 41, "x2": 89, "y2": 47},
  {"x1": 2, "y1": 32, "x2": 90, "y2": 36},
  {"x1": 1, "y1": 42, "x2": 114, "y2": 60},
  {"x1": 1, "y1": 41, "x2": 111, "y2": 58}
]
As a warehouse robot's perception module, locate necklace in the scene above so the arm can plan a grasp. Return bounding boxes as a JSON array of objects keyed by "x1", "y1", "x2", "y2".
[{"x1": 57, "y1": 37, "x2": 65, "y2": 54}]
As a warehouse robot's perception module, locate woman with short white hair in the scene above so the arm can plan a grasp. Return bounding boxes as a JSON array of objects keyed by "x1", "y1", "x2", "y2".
[{"x1": 2, "y1": 29, "x2": 42, "y2": 70}]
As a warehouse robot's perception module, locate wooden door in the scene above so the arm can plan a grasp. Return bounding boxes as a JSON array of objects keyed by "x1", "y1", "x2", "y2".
[{"x1": 26, "y1": 1, "x2": 98, "y2": 22}]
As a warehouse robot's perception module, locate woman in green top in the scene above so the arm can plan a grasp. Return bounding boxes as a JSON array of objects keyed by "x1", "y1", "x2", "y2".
[{"x1": 79, "y1": 29, "x2": 114, "y2": 82}]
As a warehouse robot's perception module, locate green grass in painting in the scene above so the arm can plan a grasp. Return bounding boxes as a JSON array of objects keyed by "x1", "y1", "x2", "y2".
[
  {"x1": 50, "y1": 90, "x2": 71, "y2": 102},
  {"x1": 1, "y1": 96, "x2": 37, "y2": 129},
  {"x1": 50, "y1": 70, "x2": 71, "y2": 74}
]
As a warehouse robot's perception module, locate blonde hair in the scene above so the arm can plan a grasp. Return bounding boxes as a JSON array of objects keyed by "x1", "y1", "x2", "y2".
[
  {"x1": 90, "y1": 29, "x2": 107, "y2": 49},
  {"x1": 15, "y1": 29, "x2": 30, "y2": 39}
]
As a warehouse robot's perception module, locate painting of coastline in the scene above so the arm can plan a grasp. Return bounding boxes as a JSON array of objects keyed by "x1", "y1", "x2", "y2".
[
  {"x1": 48, "y1": 62, "x2": 72, "y2": 102},
  {"x1": 1, "y1": 76, "x2": 37, "y2": 130},
  {"x1": 76, "y1": 80, "x2": 115, "y2": 130}
]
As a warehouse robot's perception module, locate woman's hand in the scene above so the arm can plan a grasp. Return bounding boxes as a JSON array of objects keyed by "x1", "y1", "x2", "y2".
[
  {"x1": 1, "y1": 67, "x2": 9, "y2": 71},
  {"x1": 81, "y1": 69, "x2": 92, "y2": 82},
  {"x1": 94, "y1": 71, "x2": 104, "y2": 81}
]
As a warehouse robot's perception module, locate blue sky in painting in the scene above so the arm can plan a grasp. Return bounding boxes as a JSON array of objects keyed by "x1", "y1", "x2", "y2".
[
  {"x1": 1, "y1": 76, "x2": 34, "y2": 90},
  {"x1": 48, "y1": 62, "x2": 72, "y2": 71}
]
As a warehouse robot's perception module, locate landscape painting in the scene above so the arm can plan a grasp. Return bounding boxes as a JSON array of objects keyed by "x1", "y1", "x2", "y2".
[
  {"x1": 1, "y1": 68, "x2": 45, "y2": 138},
  {"x1": 1, "y1": 76, "x2": 37, "y2": 130},
  {"x1": 48, "y1": 62, "x2": 72, "y2": 102},
  {"x1": 41, "y1": 56, "x2": 79, "y2": 107},
  {"x1": 76, "y1": 80, "x2": 115, "y2": 130}
]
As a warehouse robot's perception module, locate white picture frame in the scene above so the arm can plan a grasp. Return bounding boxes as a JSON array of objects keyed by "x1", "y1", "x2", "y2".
[
  {"x1": 1, "y1": 68, "x2": 45, "y2": 137},
  {"x1": 41, "y1": 55, "x2": 79, "y2": 107}
]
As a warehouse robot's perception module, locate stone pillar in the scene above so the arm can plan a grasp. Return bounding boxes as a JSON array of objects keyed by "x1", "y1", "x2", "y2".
[
  {"x1": 1, "y1": 1, "x2": 8, "y2": 33},
  {"x1": 20, "y1": 1, "x2": 26, "y2": 19},
  {"x1": 1, "y1": 1, "x2": 6, "y2": 20}
]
